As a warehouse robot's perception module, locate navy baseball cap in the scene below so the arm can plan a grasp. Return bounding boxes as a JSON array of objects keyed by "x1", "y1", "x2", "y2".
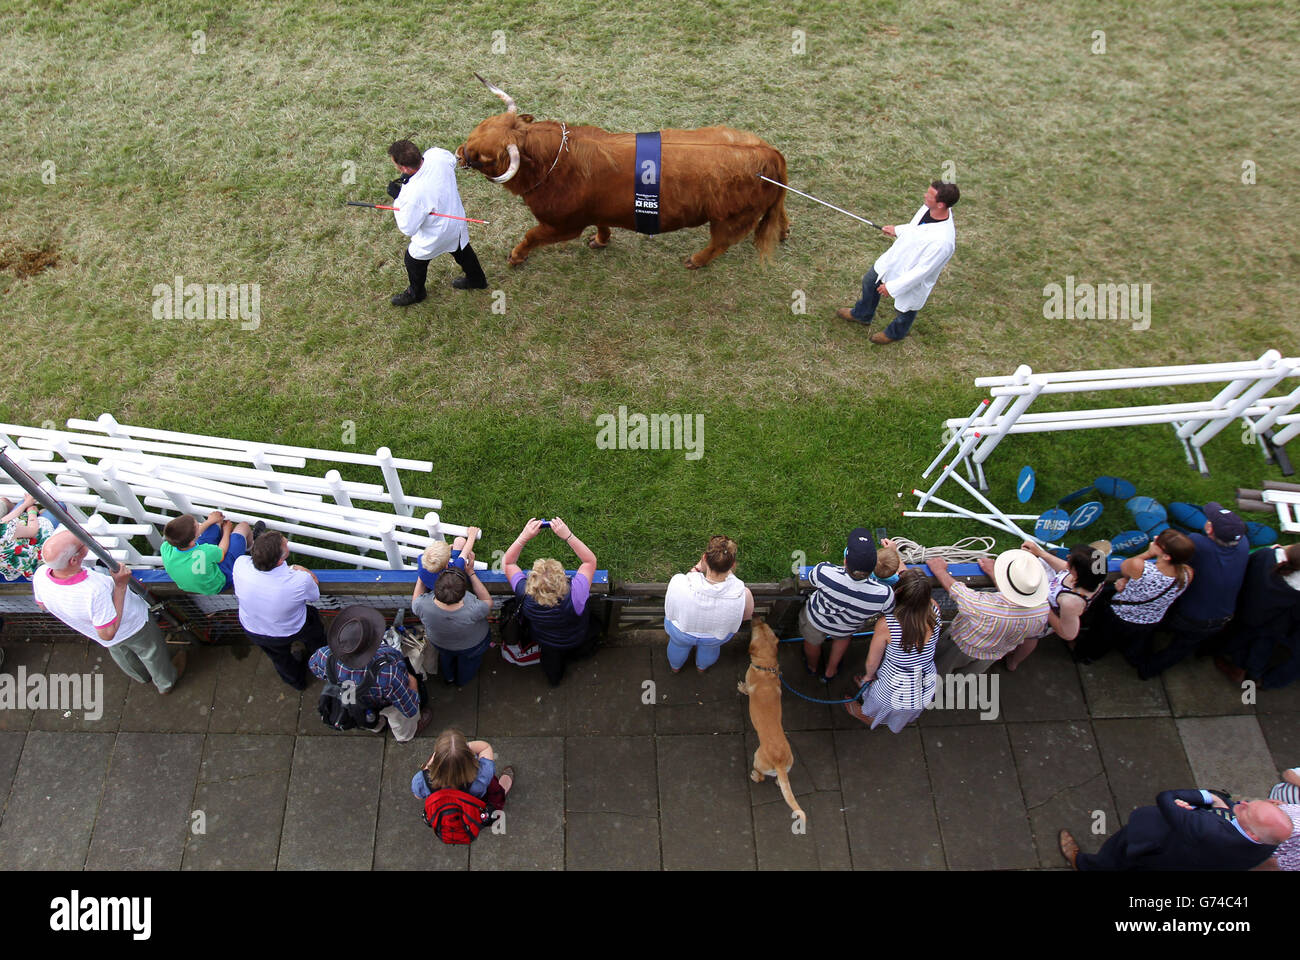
[
  {"x1": 845, "y1": 527, "x2": 878, "y2": 572},
  {"x1": 1203, "y1": 502, "x2": 1246, "y2": 543}
]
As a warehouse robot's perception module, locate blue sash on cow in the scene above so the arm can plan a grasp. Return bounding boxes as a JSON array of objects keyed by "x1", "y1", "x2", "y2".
[{"x1": 634, "y1": 132, "x2": 661, "y2": 235}]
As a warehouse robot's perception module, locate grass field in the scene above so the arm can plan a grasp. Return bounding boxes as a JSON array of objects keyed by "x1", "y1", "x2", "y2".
[{"x1": 2, "y1": 0, "x2": 1297, "y2": 580}]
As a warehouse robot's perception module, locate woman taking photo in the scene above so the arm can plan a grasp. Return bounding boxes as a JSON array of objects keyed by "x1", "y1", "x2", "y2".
[{"x1": 502, "y1": 517, "x2": 598, "y2": 686}]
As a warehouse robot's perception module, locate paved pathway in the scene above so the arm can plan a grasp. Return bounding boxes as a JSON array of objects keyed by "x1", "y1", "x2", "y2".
[{"x1": 0, "y1": 633, "x2": 1295, "y2": 870}]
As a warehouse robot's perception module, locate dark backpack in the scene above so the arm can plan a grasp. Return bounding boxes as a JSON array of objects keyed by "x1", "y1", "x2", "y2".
[
  {"x1": 317, "y1": 653, "x2": 383, "y2": 730},
  {"x1": 422, "y1": 786, "x2": 491, "y2": 844}
]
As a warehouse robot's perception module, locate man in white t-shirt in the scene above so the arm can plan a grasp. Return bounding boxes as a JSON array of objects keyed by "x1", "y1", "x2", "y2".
[
  {"x1": 664, "y1": 535, "x2": 755, "y2": 673},
  {"x1": 232, "y1": 531, "x2": 324, "y2": 690},
  {"x1": 32, "y1": 530, "x2": 184, "y2": 694},
  {"x1": 387, "y1": 139, "x2": 487, "y2": 305}
]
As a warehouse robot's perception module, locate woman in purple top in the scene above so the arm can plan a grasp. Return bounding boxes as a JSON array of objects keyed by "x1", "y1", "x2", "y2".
[{"x1": 502, "y1": 517, "x2": 598, "y2": 686}]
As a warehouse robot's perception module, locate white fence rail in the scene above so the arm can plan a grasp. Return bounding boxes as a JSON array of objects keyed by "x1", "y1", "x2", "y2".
[
  {"x1": 943, "y1": 350, "x2": 1299, "y2": 490},
  {"x1": 1, "y1": 415, "x2": 479, "y2": 573},
  {"x1": 904, "y1": 350, "x2": 1298, "y2": 543}
]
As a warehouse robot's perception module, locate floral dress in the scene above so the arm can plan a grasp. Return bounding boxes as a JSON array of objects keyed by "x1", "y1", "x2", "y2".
[{"x1": 0, "y1": 515, "x2": 54, "y2": 580}]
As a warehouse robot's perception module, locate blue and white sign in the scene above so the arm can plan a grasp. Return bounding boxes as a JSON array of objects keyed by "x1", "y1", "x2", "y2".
[
  {"x1": 1016, "y1": 465, "x2": 1036, "y2": 503},
  {"x1": 1034, "y1": 507, "x2": 1070, "y2": 541},
  {"x1": 1068, "y1": 501, "x2": 1103, "y2": 530}
]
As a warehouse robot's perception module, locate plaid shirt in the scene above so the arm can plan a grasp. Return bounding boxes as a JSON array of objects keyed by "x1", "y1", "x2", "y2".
[
  {"x1": 947, "y1": 583, "x2": 1049, "y2": 660},
  {"x1": 308, "y1": 643, "x2": 418, "y2": 718}
]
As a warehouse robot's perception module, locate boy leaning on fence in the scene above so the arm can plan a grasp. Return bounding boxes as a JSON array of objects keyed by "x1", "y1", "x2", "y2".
[{"x1": 161, "y1": 511, "x2": 253, "y2": 595}]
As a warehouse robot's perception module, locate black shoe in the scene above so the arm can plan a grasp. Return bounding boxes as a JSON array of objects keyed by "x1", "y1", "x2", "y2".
[
  {"x1": 391, "y1": 288, "x2": 426, "y2": 306},
  {"x1": 251, "y1": 520, "x2": 267, "y2": 542},
  {"x1": 451, "y1": 276, "x2": 488, "y2": 290}
]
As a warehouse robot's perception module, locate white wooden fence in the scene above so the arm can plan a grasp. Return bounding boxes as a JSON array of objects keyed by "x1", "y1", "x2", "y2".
[
  {"x1": 943, "y1": 350, "x2": 1299, "y2": 490},
  {"x1": 0, "y1": 415, "x2": 479, "y2": 572},
  {"x1": 904, "y1": 350, "x2": 1298, "y2": 543}
]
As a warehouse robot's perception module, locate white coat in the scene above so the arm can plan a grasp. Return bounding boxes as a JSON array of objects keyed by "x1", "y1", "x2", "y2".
[
  {"x1": 394, "y1": 148, "x2": 470, "y2": 260},
  {"x1": 872, "y1": 205, "x2": 956, "y2": 313}
]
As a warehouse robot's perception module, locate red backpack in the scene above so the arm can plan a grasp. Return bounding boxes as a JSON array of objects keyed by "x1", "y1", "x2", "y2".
[{"x1": 423, "y1": 788, "x2": 491, "y2": 844}]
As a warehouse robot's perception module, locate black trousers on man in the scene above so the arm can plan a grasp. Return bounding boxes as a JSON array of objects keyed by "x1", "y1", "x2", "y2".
[
  {"x1": 404, "y1": 244, "x2": 487, "y2": 295},
  {"x1": 244, "y1": 605, "x2": 327, "y2": 690}
]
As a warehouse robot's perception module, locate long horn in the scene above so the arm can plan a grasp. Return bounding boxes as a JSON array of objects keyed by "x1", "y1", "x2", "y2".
[
  {"x1": 474, "y1": 73, "x2": 517, "y2": 114},
  {"x1": 490, "y1": 143, "x2": 521, "y2": 183}
]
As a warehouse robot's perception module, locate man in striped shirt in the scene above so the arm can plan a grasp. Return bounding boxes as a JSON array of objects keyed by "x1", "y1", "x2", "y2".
[
  {"x1": 800, "y1": 528, "x2": 895, "y2": 680},
  {"x1": 927, "y1": 552, "x2": 1050, "y2": 674}
]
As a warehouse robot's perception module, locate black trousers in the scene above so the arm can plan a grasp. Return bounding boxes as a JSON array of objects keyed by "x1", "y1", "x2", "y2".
[
  {"x1": 404, "y1": 244, "x2": 486, "y2": 293},
  {"x1": 244, "y1": 605, "x2": 327, "y2": 690},
  {"x1": 1139, "y1": 611, "x2": 1231, "y2": 678}
]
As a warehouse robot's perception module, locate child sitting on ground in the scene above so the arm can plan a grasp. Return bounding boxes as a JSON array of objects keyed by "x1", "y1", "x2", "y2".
[{"x1": 411, "y1": 728, "x2": 514, "y2": 810}]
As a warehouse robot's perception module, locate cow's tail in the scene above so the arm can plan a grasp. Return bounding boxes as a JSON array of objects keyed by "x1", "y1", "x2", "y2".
[{"x1": 753, "y1": 151, "x2": 790, "y2": 263}]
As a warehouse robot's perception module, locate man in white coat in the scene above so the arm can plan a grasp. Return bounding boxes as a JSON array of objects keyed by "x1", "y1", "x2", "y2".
[
  {"x1": 836, "y1": 180, "x2": 958, "y2": 345},
  {"x1": 387, "y1": 139, "x2": 487, "y2": 306}
]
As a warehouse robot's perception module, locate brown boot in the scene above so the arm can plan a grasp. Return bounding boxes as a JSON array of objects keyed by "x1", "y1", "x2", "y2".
[
  {"x1": 869, "y1": 331, "x2": 898, "y2": 345},
  {"x1": 1214, "y1": 656, "x2": 1246, "y2": 685},
  {"x1": 161, "y1": 650, "x2": 188, "y2": 695},
  {"x1": 414, "y1": 706, "x2": 434, "y2": 735}
]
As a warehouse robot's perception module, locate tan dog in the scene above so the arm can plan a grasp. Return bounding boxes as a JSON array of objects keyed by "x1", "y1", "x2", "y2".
[{"x1": 737, "y1": 618, "x2": 806, "y2": 825}]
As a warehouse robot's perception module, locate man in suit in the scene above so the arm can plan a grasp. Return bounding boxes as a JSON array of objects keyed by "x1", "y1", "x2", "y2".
[{"x1": 1059, "y1": 788, "x2": 1292, "y2": 870}]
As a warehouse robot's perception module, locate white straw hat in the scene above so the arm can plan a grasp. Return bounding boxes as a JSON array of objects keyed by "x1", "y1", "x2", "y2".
[{"x1": 993, "y1": 550, "x2": 1050, "y2": 607}]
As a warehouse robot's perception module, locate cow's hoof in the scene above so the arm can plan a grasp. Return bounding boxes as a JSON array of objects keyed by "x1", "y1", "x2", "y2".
[
  {"x1": 587, "y1": 236, "x2": 608, "y2": 250},
  {"x1": 683, "y1": 257, "x2": 701, "y2": 269},
  {"x1": 507, "y1": 256, "x2": 527, "y2": 268}
]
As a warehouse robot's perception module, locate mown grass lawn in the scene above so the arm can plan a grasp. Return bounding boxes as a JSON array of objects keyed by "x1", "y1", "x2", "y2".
[{"x1": 1, "y1": 0, "x2": 1297, "y2": 579}]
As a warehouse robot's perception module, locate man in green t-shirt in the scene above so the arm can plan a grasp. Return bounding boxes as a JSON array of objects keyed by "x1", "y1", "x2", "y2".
[{"x1": 161, "y1": 511, "x2": 253, "y2": 594}]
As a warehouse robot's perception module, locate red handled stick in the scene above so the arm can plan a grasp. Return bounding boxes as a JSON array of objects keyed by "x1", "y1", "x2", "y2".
[{"x1": 344, "y1": 201, "x2": 490, "y2": 225}]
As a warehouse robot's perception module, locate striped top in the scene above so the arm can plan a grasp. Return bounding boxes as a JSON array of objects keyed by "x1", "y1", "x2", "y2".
[
  {"x1": 1112, "y1": 559, "x2": 1185, "y2": 625},
  {"x1": 1270, "y1": 777, "x2": 1300, "y2": 805},
  {"x1": 870, "y1": 605, "x2": 940, "y2": 711},
  {"x1": 1275, "y1": 804, "x2": 1300, "y2": 872},
  {"x1": 947, "y1": 582, "x2": 1050, "y2": 660},
  {"x1": 806, "y1": 562, "x2": 895, "y2": 637}
]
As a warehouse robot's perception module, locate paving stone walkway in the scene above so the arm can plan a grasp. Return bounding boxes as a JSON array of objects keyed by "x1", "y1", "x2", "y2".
[{"x1": 0, "y1": 633, "x2": 1295, "y2": 870}]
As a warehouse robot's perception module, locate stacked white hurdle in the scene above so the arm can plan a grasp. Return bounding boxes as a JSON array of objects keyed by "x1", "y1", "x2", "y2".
[
  {"x1": 0, "y1": 414, "x2": 478, "y2": 573},
  {"x1": 905, "y1": 350, "x2": 1299, "y2": 542}
]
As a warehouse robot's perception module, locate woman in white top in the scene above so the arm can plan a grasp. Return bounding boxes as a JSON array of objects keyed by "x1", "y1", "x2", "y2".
[{"x1": 664, "y1": 535, "x2": 755, "y2": 672}]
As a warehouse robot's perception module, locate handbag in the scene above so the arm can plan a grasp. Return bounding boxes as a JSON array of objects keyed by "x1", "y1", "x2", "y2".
[{"x1": 497, "y1": 595, "x2": 540, "y2": 666}]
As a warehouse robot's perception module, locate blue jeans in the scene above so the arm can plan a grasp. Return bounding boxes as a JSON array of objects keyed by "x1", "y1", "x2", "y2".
[
  {"x1": 196, "y1": 524, "x2": 247, "y2": 591},
  {"x1": 436, "y1": 633, "x2": 491, "y2": 686},
  {"x1": 851, "y1": 267, "x2": 919, "y2": 340},
  {"x1": 665, "y1": 618, "x2": 734, "y2": 671}
]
